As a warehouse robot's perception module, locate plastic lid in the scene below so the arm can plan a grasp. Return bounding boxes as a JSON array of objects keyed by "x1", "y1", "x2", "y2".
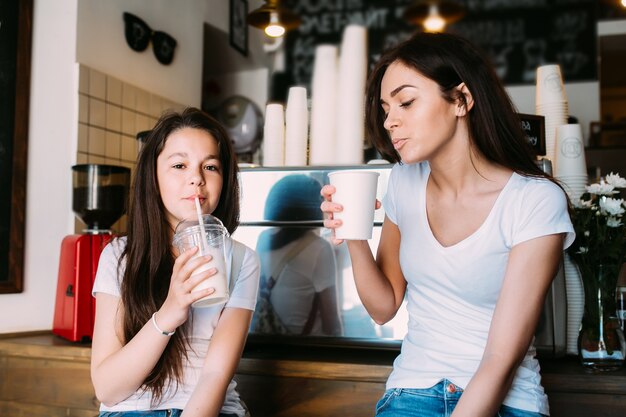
[{"x1": 172, "y1": 213, "x2": 228, "y2": 241}]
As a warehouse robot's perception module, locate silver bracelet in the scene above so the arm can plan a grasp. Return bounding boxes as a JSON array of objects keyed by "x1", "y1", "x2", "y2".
[{"x1": 151, "y1": 312, "x2": 175, "y2": 336}]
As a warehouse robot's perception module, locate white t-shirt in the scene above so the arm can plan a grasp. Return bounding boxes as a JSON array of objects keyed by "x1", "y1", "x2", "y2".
[
  {"x1": 382, "y1": 162, "x2": 574, "y2": 415},
  {"x1": 92, "y1": 236, "x2": 260, "y2": 415},
  {"x1": 258, "y1": 230, "x2": 337, "y2": 335}
]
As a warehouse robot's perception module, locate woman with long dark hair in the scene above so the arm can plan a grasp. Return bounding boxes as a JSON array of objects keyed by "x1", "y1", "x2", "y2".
[
  {"x1": 91, "y1": 107, "x2": 259, "y2": 416},
  {"x1": 322, "y1": 33, "x2": 574, "y2": 417}
]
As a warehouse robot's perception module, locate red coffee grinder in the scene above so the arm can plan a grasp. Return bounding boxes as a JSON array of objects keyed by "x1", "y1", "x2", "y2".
[{"x1": 53, "y1": 164, "x2": 130, "y2": 342}]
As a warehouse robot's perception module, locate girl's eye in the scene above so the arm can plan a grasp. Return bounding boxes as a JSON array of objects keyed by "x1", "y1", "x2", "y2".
[
  {"x1": 172, "y1": 163, "x2": 185, "y2": 169},
  {"x1": 400, "y1": 99, "x2": 414, "y2": 108},
  {"x1": 204, "y1": 164, "x2": 219, "y2": 172}
]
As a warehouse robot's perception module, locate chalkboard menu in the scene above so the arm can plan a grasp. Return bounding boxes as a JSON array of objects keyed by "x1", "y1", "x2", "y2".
[
  {"x1": 282, "y1": 0, "x2": 597, "y2": 90},
  {"x1": 0, "y1": 0, "x2": 32, "y2": 293}
]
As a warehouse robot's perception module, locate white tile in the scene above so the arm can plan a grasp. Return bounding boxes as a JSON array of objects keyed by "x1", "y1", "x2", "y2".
[
  {"x1": 78, "y1": 123, "x2": 89, "y2": 152},
  {"x1": 89, "y1": 69, "x2": 106, "y2": 100},
  {"x1": 122, "y1": 83, "x2": 137, "y2": 109},
  {"x1": 106, "y1": 104, "x2": 122, "y2": 132},
  {"x1": 105, "y1": 131, "x2": 121, "y2": 158},
  {"x1": 121, "y1": 135, "x2": 138, "y2": 162},
  {"x1": 79, "y1": 94, "x2": 89, "y2": 123},
  {"x1": 79, "y1": 65, "x2": 89, "y2": 94},
  {"x1": 88, "y1": 126, "x2": 106, "y2": 156},
  {"x1": 107, "y1": 77, "x2": 122, "y2": 105},
  {"x1": 121, "y1": 109, "x2": 136, "y2": 136},
  {"x1": 89, "y1": 98, "x2": 106, "y2": 128},
  {"x1": 136, "y1": 89, "x2": 150, "y2": 115}
]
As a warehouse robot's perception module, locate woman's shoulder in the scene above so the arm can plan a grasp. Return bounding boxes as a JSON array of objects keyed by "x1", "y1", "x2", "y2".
[
  {"x1": 101, "y1": 236, "x2": 128, "y2": 260},
  {"x1": 510, "y1": 174, "x2": 567, "y2": 200}
]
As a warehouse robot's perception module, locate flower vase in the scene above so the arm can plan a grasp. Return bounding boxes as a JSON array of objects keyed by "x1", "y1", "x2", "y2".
[{"x1": 577, "y1": 263, "x2": 626, "y2": 371}]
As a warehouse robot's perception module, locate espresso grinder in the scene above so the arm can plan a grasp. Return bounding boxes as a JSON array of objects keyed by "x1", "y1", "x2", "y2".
[{"x1": 53, "y1": 164, "x2": 130, "y2": 342}]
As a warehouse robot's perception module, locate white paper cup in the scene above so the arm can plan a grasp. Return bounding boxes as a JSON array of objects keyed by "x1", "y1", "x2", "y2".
[
  {"x1": 328, "y1": 170, "x2": 379, "y2": 240},
  {"x1": 555, "y1": 124, "x2": 587, "y2": 178},
  {"x1": 173, "y1": 215, "x2": 229, "y2": 307},
  {"x1": 536, "y1": 64, "x2": 568, "y2": 105}
]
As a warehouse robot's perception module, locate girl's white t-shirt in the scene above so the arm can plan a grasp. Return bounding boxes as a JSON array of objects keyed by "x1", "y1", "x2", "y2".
[
  {"x1": 92, "y1": 236, "x2": 260, "y2": 415},
  {"x1": 382, "y1": 162, "x2": 574, "y2": 415}
]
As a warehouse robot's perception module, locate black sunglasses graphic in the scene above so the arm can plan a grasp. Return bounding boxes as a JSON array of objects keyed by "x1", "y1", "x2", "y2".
[{"x1": 123, "y1": 12, "x2": 177, "y2": 65}]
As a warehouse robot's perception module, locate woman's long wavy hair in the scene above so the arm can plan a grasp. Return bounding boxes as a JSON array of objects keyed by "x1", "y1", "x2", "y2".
[
  {"x1": 366, "y1": 32, "x2": 550, "y2": 181},
  {"x1": 119, "y1": 107, "x2": 240, "y2": 403}
]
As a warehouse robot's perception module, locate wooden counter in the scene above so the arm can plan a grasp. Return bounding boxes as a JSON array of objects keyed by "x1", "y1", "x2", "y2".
[{"x1": 1, "y1": 332, "x2": 626, "y2": 417}]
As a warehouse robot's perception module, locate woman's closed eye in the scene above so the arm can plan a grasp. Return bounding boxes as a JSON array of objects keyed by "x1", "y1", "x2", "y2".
[{"x1": 400, "y1": 99, "x2": 415, "y2": 108}]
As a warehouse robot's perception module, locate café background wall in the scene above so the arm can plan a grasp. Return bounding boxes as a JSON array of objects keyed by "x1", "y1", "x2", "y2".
[
  {"x1": 0, "y1": 0, "x2": 261, "y2": 333},
  {"x1": 0, "y1": 1, "x2": 624, "y2": 334}
]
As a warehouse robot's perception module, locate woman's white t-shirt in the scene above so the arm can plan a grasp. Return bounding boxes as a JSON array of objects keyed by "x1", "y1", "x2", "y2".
[
  {"x1": 92, "y1": 236, "x2": 260, "y2": 415},
  {"x1": 382, "y1": 162, "x2": 575, "y2": 415}
]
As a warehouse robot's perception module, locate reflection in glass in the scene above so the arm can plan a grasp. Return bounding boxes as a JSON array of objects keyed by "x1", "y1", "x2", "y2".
[{"x1": 235, "y1": 165, "x2": 408, "y2": 344}]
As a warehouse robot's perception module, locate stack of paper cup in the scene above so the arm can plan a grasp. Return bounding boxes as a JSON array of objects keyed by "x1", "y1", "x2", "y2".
[
  {"x1": 262, "y1": 103, "x2": 285, "y2": 167},
  {"x1": 309, "y1": 45, "x2": 338, "y2": 166},
  {"x1": 563, "y1": 253, "x2": 584, "y2": 355},
  {"x1": 284, "y1": 86, "x2": 309, "y2": 166},
  {"x1": 554, "y1": 124, "x2": 588, "y2": 202},
  {"x1": 535, "y1": 64, "x2": 569, "y2": 165},
  {"x1": 335, "y1": 24, "x2": 367, "y2": 165}
]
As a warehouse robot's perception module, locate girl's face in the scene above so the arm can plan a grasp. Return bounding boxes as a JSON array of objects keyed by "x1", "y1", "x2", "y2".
[
  {"x1": 380, "y1": 61, "x2": 462, "y2": 164},
  {"x1": 156, "y1": 127, "x2": 223, "y2": 231}
]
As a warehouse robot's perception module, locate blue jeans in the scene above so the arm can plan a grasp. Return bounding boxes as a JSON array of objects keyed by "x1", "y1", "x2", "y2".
[
  {"x1": 375, "y1": 380, "x2": 548, "y2": 417},
  {"x1": 99, "y1": 411, "x2": 238, "y2": 417}
]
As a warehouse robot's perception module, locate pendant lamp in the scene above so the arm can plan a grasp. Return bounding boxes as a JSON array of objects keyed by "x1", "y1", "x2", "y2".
[
  {"x1": 403, "y1": 0, "x2": 465, "y2": 33},
  {"x1": 247, "y1": 0, "x2": 301, "y2": 38}
]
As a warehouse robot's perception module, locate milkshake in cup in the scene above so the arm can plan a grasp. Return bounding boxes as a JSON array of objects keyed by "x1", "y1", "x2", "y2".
[{"x1": 173, "y1": 214, "x2": 229, "y2": 307}]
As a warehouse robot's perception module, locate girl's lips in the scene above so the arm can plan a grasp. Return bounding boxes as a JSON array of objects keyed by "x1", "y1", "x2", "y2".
[{"x1": 392, "y1": 138, "x2": 407, "y2": 150}]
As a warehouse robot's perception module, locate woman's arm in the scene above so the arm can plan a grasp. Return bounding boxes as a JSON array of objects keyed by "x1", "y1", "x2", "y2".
[
  {"x1": 321, "y1": 184, "x2": 406, "y2": 325},
  {"x1": 451, "y1": 233, "x2": 565, "y2": 417},
  {"x1": 346, "y1": 216, "x2": 407, "y2": 324},
  {"x1": 182, "y1": 307, "x2": 253, "y2": 417}
]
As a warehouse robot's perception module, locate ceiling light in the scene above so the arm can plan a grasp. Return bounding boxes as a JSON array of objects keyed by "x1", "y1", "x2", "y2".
[
  {"x1": 247, "y1": 0, "x2": 301, "y2": 38},
  {"x1": 403, "y1": 0, "x2": 465, "y2": 33},
  {"x1": 264, "y1": 12, "x2": 286, "y2": 37}
]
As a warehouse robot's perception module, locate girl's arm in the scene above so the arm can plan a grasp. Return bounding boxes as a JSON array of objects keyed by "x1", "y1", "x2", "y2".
[
  {"x1": 450, "y1": 233, "x2": 565, "y2": 417},
  {"x1": 182, "y1": 307, "x2": 253, "y2": 417},
  {"x1": 91, "y1": 248, "x2": 217, "y2": 406}
]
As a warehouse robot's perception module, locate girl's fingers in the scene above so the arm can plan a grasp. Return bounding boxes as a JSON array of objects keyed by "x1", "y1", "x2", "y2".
[{"x1": 320, "y1": 184, "x2": 336, "y2": 201}]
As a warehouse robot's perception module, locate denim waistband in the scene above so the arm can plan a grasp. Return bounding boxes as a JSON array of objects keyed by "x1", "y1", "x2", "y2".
[{"x1": 390, "y1": 379, "x2": 465, "y2": 400}]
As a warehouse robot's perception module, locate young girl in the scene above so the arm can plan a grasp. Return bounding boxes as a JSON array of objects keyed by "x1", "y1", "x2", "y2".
[
  {"x1": 91, "y1": 107, "x2": 260, "y2": 417},
  {"x1": 321, "y1": 33, "x2": 574, "y2": 417}
]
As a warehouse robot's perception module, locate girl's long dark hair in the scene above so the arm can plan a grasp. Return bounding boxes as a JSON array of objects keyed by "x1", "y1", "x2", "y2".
[
  {"x1": 119, "y1": 107, "x2": 240, "y2": 403},
  {"x1": 366, "y1": 32, "x2": 549, "y2": 180}
]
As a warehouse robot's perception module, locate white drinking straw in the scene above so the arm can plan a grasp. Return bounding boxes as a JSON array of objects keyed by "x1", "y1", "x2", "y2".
[{"x1": 194, "y1": 195, "x2": 208, "y2": 252}]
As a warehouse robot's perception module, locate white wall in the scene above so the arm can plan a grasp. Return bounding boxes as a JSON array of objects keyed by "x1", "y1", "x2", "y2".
[{"x1": 0, "y1": 0, "x2": 79, "y2": 333}]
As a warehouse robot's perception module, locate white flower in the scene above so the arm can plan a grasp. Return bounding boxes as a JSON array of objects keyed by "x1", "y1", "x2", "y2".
[
  {"x1": 577, "y1": 247, "x2": 589, "y2": 254},
  {"x1": 586, "y1": 182, "x2": 616, "y2": 195},
  {"x1": 605, "y1": 172, "x2": 626, "y2": 188},
  {"x1": 584, "y1": 230, "x2": 590, "y2": 237},
  {"x1": 599, "y1": 196, "x2": 625, "y2": 216},
  {"x1": 607, "y1": 217, "x2": 623, "y2": 228},
  {"x1": 574, "y1": 198, "x2": 594, "y2": 209}
]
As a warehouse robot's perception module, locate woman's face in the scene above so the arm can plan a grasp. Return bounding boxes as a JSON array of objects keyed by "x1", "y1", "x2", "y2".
[
  {"x1": 156, "y1": 127, "x2": 223, "y2": 231},
  {"x1": 380, "y1": 61, "x2": 462, "y2": 164}
]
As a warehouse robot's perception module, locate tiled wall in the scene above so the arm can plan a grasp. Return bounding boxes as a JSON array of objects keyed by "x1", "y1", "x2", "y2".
[{"x1": 75, "y1": 65, "x2": 185, "y2": 233}]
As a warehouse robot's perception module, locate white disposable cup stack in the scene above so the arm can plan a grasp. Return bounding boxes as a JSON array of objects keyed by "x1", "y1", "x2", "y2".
[
  {"x1": 563, "y1": 254, "x2": 584, "y2": 355},
  {"x1": 334, "y1": 24, "x2": 367, "y2": 165},
  {"x1": 309, "y1": 45, "x2": 338, "y2": 165},
  {"x1": 263, "y1": 103, "x2": 285, "y2": 167},
  {"x1": 535, "y1": 64, "x2": 568, "y2": 105},
  {"x1": 328, "y1": 170, "x2": 379, "y2": 240},
  {"x1": 284, "y1": 86, "x2": 309, "y2": 166},
  {"x1": 535, "y1": 64, "x2": 569, "y2": 165},
  {"x1": 554, "y1": 124, "x2": 588, "y2": 202}
]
